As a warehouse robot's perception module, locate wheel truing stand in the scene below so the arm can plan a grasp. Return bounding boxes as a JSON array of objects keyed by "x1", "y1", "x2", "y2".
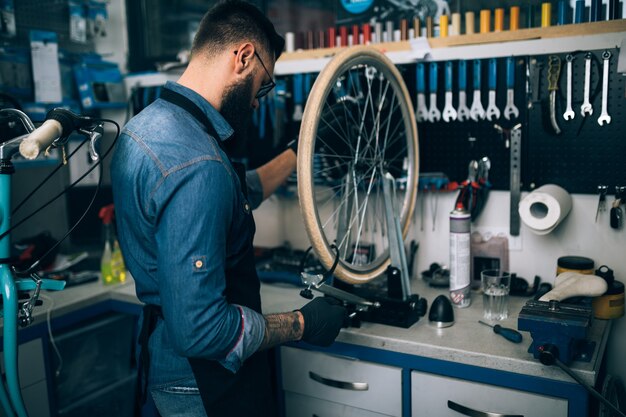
[{"x1": 300, "y1": 170, "x2": 427, "y2": 328}]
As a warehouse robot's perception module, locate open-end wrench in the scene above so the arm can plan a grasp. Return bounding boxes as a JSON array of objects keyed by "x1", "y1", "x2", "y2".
[
  {"x1": 415, "y1": 63, "x2": 428, "y2": 122},
  {"x1": 504, "y1": 57, "x2": 519, "y2": 120},
  {"x1": 485, "y1": 58, "x2": 501, "y2": 121},
  {"x1": 470, "y1": 59, "x2": 486, "y2": 121},
  {"x1": 428, "y1": 62, "x2": 441, "y2": 122},
  {"x1": 563, "y1": 54, "x2": 575, "y2": 121},
  {"x1": 598, "y1": 50, "x2": 612, "y2": 126},
  {"x1": 442, "y1": 61, "x2": 457, "y2": 122},
  {"x1": 580, "y1": 52, "x2": 593, "y2": 117},
  {"x1": 457, "y1": 60, "x2": 471, "y2": 121},
  {"x1": 547, "y1": 55, "x2": 562, "y2": 135}
]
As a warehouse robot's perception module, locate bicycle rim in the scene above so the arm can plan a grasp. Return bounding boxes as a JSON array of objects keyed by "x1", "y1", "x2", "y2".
[{"x1": 297, "y1": 46, "x2": 419, "y2": 284}]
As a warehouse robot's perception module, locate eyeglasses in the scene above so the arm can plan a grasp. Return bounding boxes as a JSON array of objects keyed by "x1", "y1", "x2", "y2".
[
  {"x1": 233, "y1": 50, "x2": 276, "y2": 99},
  {"x1": 252, "y1": 51, "x2": 276, "y2": 99}
]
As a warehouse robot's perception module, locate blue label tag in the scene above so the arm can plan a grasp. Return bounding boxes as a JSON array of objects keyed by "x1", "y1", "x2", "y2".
[{"x1": 340, "y1": 0, "x2": 374, "y2": 14}]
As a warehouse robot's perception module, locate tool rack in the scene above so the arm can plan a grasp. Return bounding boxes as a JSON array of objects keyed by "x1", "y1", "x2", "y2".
[{"x1": 273, "y1": 20, "x2": 626, "y2": 195}]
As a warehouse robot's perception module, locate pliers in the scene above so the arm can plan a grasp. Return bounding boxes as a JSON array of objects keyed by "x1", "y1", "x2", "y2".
[{"x1": 454, "y1": 160, "x2": 480, "y2": 214}]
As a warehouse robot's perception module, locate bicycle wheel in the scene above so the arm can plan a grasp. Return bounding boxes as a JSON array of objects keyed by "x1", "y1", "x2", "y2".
[{"x1": 297, "y1": 46, "x2": 419, "y2": 284}]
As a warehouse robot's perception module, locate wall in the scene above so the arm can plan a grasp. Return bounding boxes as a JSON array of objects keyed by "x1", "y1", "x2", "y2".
[{"x1": 253, "y1": 189, "x2": 626, "y2": 389}]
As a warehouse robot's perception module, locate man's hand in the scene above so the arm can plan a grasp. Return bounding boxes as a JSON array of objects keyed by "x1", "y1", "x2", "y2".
[{"x1": 299, "y1": 297, "x2": 347, "y2": 346}]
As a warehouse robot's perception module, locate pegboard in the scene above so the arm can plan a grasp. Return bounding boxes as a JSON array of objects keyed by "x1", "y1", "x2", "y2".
[
  {"x1": 403, "y1": 57, "x2": 528, "y2": 191},
  {"x1": 402, "y1": 47, "x2": 625, "y2": 195},
  {"x1": 525, "y1": 48, "x2": 626, "y2": 195},
  {"x1": 14, "y1": 0, "x2": 94, "y2": 52}
]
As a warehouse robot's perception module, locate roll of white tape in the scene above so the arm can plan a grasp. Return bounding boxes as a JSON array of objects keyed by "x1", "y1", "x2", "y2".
[{"x1": 518, "y1": 184, "x2": 572, "y2": 235}]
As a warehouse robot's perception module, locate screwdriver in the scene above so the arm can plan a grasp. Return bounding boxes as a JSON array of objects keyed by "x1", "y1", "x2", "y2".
[{"x1": 479, "y1": 320, "x2": 523, "y2": 343}]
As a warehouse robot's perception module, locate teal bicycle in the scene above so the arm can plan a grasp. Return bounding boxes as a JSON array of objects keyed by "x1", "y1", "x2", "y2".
[{"x1": 0, "y1": 108, "x2": 118, "y2": 417}]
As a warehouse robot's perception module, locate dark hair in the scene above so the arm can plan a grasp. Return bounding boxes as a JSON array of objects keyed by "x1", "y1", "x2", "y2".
[{"x1": 191, "y1": 1, "x2": 284, "y2": 61}]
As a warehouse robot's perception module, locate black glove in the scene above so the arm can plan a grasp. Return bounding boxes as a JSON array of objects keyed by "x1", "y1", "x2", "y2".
[{"x1": 299, "y1": 297, "x2": 347, "y2": 347}]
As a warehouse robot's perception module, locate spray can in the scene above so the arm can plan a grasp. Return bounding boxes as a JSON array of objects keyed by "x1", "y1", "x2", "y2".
[{"x1": 450, "y1": 205, "x2": 471, "y2": 307}]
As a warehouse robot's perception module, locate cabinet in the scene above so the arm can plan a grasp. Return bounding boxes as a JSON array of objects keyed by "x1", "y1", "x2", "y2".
[
  {"x1": 280, "y1": 346, "x2": 402, "y2": 417},
  {"x1": 278, "y1": 343, "x2": 589, "y2": 417},
  {"x1": 0, "y1": 338, "x2": 50, "y2": 417},
  {"x1": 411, "y1": 370, "x2": 568, "y2": 417}
]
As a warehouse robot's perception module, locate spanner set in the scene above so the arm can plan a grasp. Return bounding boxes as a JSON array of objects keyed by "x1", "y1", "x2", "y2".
[
  {"x1": 415, "y1": 57, "x2": 520, "y2": 124},
  {"x1": 417, "y1": 46, "x2": 623, "y2": 196}
]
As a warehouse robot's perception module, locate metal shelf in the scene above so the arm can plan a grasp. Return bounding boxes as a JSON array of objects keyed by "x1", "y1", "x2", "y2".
[{"x1": 275, "y1": 20, "x2": 626, "y2": 75}]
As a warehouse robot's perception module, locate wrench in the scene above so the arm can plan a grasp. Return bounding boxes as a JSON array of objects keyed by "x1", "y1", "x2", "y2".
[
  {"x1": 442, "y1": 61, "x2": 457, "y2": 122},
  {"x1": 457, "y1": 60, "x2": 471, "y2": 121},
  {"x1": 428, "y1": 62, "x2": 441, "y2": 122},
  {"x1": 547, "y1": 55, "x2": 562, "y2": 135},
  {"x1": 563, "y1": 54, "x2": 575, "y2": 121},
  {"x1": 580, "y1": 52, "x2": 593, "y2": 117},
  {"x1": 504, "y1": 57, "x2": 519, "y2": 120},
  {"x1": 470, "y1": 59, "x2": 486, "y2": 121},
  {"x1": 598, "y1": 50, "x2": 611, "y2": 126},
  {"x1": 485, "y1": 58, "x2": 501, "y2": 121},
  {"x1": 415, "y1": 63, "x2": 428, "y2": 122}
]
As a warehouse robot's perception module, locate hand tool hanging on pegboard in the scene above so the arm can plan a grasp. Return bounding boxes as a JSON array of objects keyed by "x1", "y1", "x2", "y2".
[
  {"x1": 454, "y1": 159, "x2": 491, "y2": 222},
  {"x1": 504, "y1": 57, "x2": 519, "y2": 121},
  {"x1": 544, "y1": 55, "x2": 562, "y2": 135},
  {"x1": 563, "y1": 54, "x2": 576, "y2": 121},
  {"x1": 442, "y1": 61, "x2": 457, "y2": 122},
  {"x1": 292, "y1": 74, "x2": 304, "y2": 122},
  {"x1": 415, "y1": 62, "x2": 428, "y2": 123},
  {"x1": 428, "y1": 62, "x2": 441, "y2": 122},
  {"x1": 470, "y1": 59, "x2": 486, "y2": 121},
  {"x1": 597, "y1": 50, "x2": 612, "y2": 126},
  {"x1": 486, "y1": 58, "x2": 501, "y2": 121},
  {"x1": 457, "y1": 60, "x2": 471, "y2": 121}
]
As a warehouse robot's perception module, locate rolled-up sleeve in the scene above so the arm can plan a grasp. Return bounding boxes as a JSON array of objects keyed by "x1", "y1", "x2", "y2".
[{"x1": 152, "y1": 160, "x2": 264, "y2": 373}]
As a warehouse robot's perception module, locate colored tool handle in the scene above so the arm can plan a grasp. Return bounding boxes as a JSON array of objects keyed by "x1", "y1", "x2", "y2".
[
  {"x1": 590, "y1": 0, "x2": 601, "y2": 21},
  {"x1": 459, "y1": 60, "x2": 467, "y2": 90},
  {"x1": 293, "y1": 74, "x2": 304, "y2": 105},
  {"x1": 429, "y1": 62, "x2": 438, "y2": 93},
  {"x1": 506, "y1": 57, "x2": 515, "y2": 89},
  {"x1": 557, "y1": 1, "x2": 567, "y2": 25},
  {"x1": 304, "y1": 73, "x2": 312, "y2": 98},
  {"x1": 488, "y1": 58, "x2": 497, "y2": 90},
  {"x1": 445, "y1": 61, "x2": 453, "y2": 91},
  {"x1": 493, "y1": 325, "x2": 523, "y2": 343},
  {"x1": 574, "y1": 0, "x2": 584, "y2": 23},
  {"x1": 473, "y1": 60, "x2": 481, "y2": 89},
  {"x1": 417, "y1": 63, "x2": 425, "y2": 93}
]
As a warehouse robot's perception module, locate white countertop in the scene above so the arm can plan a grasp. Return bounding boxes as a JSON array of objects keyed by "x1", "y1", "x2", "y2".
[
  {"x1": 260, "y1": 279, "x2": 611, "y2": 386},
  {"x1": 12, "y1": 276, "x2": 610, "y2": 386}
]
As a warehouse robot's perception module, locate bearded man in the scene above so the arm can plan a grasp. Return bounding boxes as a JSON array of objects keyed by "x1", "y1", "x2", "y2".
[{"x1": 111, "y1": 2, "x2": 346, "y2": 416}]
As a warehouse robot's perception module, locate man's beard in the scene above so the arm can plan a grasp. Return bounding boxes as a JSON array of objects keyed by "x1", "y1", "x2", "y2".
[{"x1": 220, "y1": 74, "x2": 254, "y2": 158}]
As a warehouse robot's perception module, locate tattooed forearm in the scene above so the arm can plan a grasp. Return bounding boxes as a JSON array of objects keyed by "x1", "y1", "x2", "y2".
[{"x1": 258, "y1": 311, "x2": 304, "y2": 350}]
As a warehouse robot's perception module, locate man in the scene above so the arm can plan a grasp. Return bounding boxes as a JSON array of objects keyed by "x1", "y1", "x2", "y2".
[{"x1": 110, "y1": 2, "x2": 347, "y2": 416}]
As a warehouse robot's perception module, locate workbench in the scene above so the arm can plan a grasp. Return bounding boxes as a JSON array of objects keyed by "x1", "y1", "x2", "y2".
[{"x1": 4, "y1": 277, "x2": 611, "y2": 417}]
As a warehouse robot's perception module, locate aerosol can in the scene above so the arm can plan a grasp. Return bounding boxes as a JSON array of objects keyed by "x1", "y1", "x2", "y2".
[
  {"x1": 99, "y1": 204, "x2": 126, "y2": 285},
  {"x1": 449, "y1": 205, "x2": 471, "y2": 307}
]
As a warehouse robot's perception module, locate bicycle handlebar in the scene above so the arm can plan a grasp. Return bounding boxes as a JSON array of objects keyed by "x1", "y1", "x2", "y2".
[{"x1": 19, "y1": 108, "x2": 96, "y2": 160}]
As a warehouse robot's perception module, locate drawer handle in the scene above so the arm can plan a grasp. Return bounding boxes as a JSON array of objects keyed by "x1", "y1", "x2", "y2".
[
  {"x1": 448, "y1": 400, "x2": 524, "y2": 417},
  {"x1": 308, "y1": 371, "x2": 369, "y2": 391}
]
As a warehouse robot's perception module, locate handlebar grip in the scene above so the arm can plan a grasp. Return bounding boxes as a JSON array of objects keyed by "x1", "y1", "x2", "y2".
[{"x1": 19, "y1": 119, "x2": 62, "y2": 160}]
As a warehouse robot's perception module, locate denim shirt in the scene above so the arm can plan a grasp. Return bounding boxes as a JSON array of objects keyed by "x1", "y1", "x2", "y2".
[{"x1": 110, "y1": 81, "x2": 266, "y2": 385}]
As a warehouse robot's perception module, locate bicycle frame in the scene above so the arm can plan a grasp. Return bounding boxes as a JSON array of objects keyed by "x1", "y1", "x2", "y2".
[{"x1": 0, "y1": 109, "x2": 66, "y2": 417}]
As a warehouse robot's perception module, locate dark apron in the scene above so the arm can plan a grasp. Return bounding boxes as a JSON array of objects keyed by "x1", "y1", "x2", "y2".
[{"x1": 139, "y1": 87, "x2": 275, "y2": 416}]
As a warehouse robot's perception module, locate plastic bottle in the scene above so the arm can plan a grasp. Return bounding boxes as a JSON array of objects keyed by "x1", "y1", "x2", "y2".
[
  {"x1": 449, "y1": 205, "x2": 471, "y2": 307},
  {"x1": 98, "y1": 204, "x2": 126, "y2": 285}
]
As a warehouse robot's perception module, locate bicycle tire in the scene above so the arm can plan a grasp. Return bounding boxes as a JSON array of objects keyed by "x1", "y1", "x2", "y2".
[{"x1": 297, "y1": 46, "x2": 419, "y2": 284}]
